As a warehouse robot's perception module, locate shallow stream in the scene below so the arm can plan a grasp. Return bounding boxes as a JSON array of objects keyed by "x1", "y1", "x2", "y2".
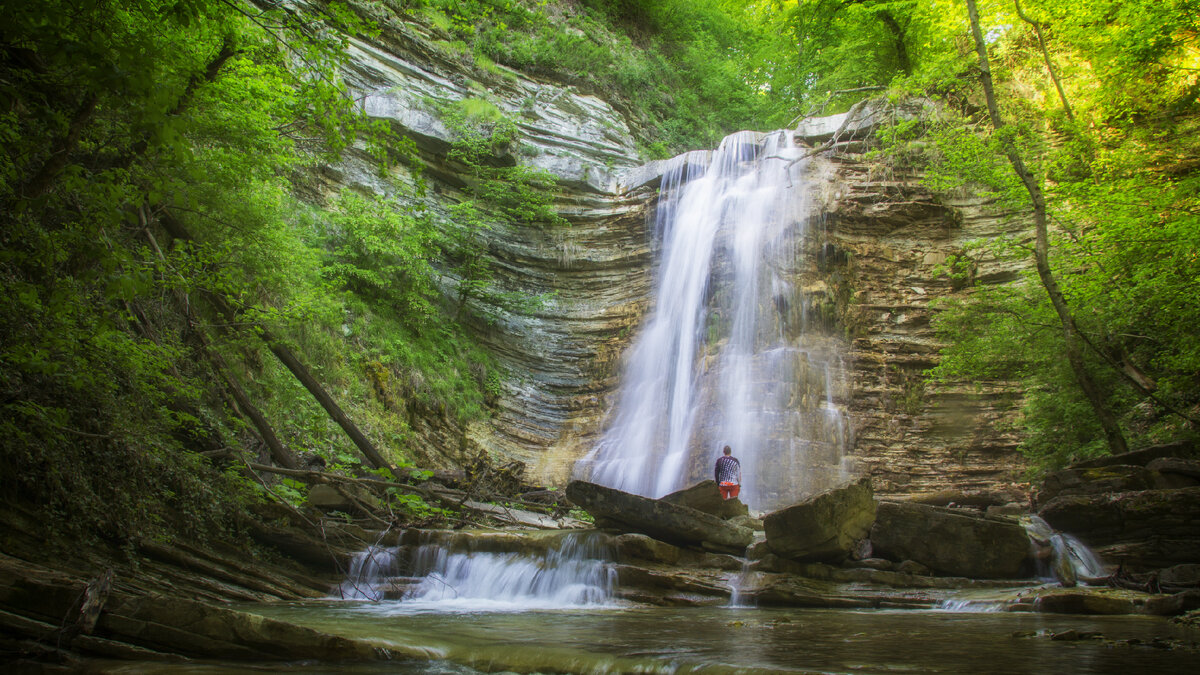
[{"x1": 100, "y1": 602, "x2": 1200, "y2": 674}]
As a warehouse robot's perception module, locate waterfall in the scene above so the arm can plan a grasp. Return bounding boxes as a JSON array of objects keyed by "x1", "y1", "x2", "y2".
[
  {"x1": 335, "y1": 545, "x2": 404, "y2": 601},
  {"x1": 334, "y1": 532, "x2": 617, "y2": 612},
  {"x1": 727, "y1": 558, "x2": 757, "y2": 608},
  {"x1": 578, "y1": 130, "x2": 850, "y2": 511},
  {"x1": 1025, "y1": 515, "x2": 1110, "y2": 584}
]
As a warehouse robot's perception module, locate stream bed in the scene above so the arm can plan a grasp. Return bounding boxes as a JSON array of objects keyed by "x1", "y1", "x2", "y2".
[{"x1": 98, "y1": 602, "x2": 1200, "y2": 674}]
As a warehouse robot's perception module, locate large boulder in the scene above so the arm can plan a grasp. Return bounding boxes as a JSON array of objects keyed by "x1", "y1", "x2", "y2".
[
  {"x1": 661, "y1": 480, "x2": 749, "y2": 520},
  {"x1": 762, "y1": 477, "x2": 876, "y2": 563},
  {"x1": 1037, "y1": 486, "x2": 1200, "y2": 571},
  {"x1": 870, "y1": 501, "x2": 1033, "y2": 579},
  {"x1": 565, "y1": 481, "x2": 753, "y2": 554}
]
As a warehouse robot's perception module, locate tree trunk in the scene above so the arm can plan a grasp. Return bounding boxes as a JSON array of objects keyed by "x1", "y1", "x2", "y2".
[
  {"x1": 157, "y1": 210, "x2": 399, "y2": 479},
  {"x1": 195, "y1": 324, "x2": 301, "y2": 470},
  {"x1": 965, "y1": 0, "x2": 1128, "y2": 455},
  {"x1": 21, "y1": 93, "x2": 98, "y2": 199},
  {"x1": 1013, "y1": 0, "x2": 1074, "y2": 122},
  {"x1": 142, "y1": 223, "x2": 302, "y2": 470},
  {"x1": 877, "y1": 10, "x2": 911, "y2": 75}
]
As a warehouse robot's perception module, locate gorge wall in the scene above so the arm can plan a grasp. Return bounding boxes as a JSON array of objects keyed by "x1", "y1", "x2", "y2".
[{"x1": 320, "y1": 8, "x2": 1030, "y2": 500}]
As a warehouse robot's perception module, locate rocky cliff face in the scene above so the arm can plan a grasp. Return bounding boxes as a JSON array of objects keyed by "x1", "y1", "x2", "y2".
[
  {"x1": 805, "y1": 109, "x2": 1031, "y2": 499},
  {"x1": 321, "y1": 14, "x2": 1029, "y2": 499}
]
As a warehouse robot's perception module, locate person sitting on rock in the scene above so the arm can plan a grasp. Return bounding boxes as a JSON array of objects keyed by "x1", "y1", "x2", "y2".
[{"x1": 714, "y1": 445, "x2": 742, "y2": 500}]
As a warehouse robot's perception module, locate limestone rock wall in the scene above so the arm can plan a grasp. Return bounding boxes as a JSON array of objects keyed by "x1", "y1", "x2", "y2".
[
  {"x1": 303, "y1": 9, "x2": 654, "y2": 478},
  {"x1": 809, "y1": 142, "x2": 1029, "y2": 499},
  {"x1": 321, "y1": 11, "x2": 1028, "y2": 498}
]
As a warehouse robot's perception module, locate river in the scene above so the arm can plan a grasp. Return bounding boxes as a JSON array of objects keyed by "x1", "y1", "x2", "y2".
[{"x1": 92, "y1": 602, "x2": 1199, "y2": 673}]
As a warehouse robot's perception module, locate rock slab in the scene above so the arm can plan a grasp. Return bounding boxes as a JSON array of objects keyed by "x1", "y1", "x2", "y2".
[
  {"x1": 661, "y1": 480, "x2": 750, "y2": 520},
  {"x1": 763, "y1": 477, "x2": 876, "y2": 563},
  {"x1": 565, "y1": 480, "x2": 753, "y2": 553},
  {"x1": 870, "y1": 501, "x2": 1033, "y2": 579}
]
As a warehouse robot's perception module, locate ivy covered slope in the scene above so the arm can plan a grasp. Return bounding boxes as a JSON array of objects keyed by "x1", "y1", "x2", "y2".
[
  {"x1": 0, "y1": 0, "x2": 425, "y2": 546},
  {"x1": 0, "y1": 0, "x2": 792, "y2": 554},
  {"x1": 0, "y1": 0, "x2": 526, "y2": 550}
]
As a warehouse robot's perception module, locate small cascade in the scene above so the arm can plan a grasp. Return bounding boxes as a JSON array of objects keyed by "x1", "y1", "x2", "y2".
[
  {"x1": 936, "y1": 599, "x2": 1005, "y2": 613},
  {"x1": 334, "y1": 531, "x2": 617, "y2": 612},
  {"x1": 727, "y1": 559, "x2": 757, "y2": 608},
  {"x1": 335, "y1": 545, "x2": 404, "y2": 601},
  {"x1": 1050, "y1": 531, "x2": 1108, "y2": 580},
  {"x1": 1025, "y1": 516, "x2": 1110, "y2": 585}
]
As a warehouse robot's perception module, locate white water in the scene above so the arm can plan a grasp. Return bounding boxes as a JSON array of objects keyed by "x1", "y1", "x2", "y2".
[
  {"x1": 336, "y1": 533, "x2": 617, "y2": 613},
  {"x1": 335, "y1": 545, "x2": 404, "y2": 601},
  {"x1": 1025, "y1": 515, "x2": 1110, "y2": 582},
  {"x1": 727, "y1": 558, "x2": 757, "y2": 608},
  {"x1": 1054, "y1": 534, "x2": 1108, "y2": 579},
  {"x1": 578, "y1": 130, "x2": 850, "y2": 511},
  {"x1": 936, "y1": 599, "x2": 1005, "y2": 613}
]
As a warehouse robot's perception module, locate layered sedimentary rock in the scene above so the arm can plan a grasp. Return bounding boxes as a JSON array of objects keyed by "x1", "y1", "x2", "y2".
[
  {"x1": 322, "y1": 10, "x2": 1030, "y2": 499},
  {"x1": 803, "y1": 117, "x2": 1029, "y2": 498},
  {"x1": 302, "y1": 8, "x2": 655, "y2": 478}
]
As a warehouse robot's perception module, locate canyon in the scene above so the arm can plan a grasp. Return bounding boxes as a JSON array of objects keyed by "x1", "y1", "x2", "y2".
[{"x1": 323, "y1": 10, "x2": 1029, "y2": 501}]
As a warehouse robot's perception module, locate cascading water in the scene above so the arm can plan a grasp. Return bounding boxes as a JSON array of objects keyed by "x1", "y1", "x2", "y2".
[
  {"x1": 578, "y1": 130, "x2": 850, "y2": 511},
  {"x1": 336, "y1": 545, "x2": 404, "y2": 601},
  {"x1": 334, "y1": 532, "x2": 617, "y2": 612},
  {"x1": 400, "y1": 531, "x2": 616, "y2": 611},
  {"x1": 1025, "y1": 515, "x2": 1109, "y2": 584}
]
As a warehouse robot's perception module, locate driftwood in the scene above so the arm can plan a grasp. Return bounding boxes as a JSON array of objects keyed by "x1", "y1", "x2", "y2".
[
  {"x1": 54, "y1": 568, "x2": 114, "y2": 648},
  {"x1": 1097, "y1": 566, "x2": 1200, "y2": 595}
]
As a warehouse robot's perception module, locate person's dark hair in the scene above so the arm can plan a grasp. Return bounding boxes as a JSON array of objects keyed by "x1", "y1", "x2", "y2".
[{"x1": 723, "y1": 445, "x2": 732, "y2": 455}]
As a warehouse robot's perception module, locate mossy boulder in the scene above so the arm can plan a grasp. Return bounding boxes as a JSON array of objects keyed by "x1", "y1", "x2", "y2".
[
  {"x1": 1031, "y1": 589, "x2": 1142, "y2": 615},
  {"x1": 1038, "y1": 486, "x2": 1200, "y2": 571},
  {"x1": 1036, "y1": 465, "x2": 1159, "y2": 505},
  {"x1": 613, "y1": 533, "x2": 683, "y2": 565},
  {"x1": 762, "y1": 477, "x2": 876, "y2": 563},
  {"x1": 870, "y1": 501, "x2": 1033, "y2": 579}
]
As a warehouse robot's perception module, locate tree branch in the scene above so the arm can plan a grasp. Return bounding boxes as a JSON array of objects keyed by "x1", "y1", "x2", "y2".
[{"x1": 1013, "y1": 0, "x2": 1074, "y2": 122}]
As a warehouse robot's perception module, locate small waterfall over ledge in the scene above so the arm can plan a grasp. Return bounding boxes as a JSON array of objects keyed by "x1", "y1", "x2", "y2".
[
  {"x1": 334, "y1": 531, "x2": 617, "y2": 612},
  {"x1": 1025, "y1": 516, "x2": 1109, "y2": 584},
  {"x1": 578, "y1": 130, "x2": 851, "y2": 512}
]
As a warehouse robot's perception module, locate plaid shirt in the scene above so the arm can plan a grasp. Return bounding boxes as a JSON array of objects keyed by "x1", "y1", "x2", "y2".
[{"x1": 714, "y1": 455, "x2": 741, "y2": 484}]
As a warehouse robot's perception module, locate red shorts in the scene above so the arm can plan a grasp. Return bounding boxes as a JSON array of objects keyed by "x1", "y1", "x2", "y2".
[{"x1": 719, "y1": 482, "x2": 740, "y2": 499}]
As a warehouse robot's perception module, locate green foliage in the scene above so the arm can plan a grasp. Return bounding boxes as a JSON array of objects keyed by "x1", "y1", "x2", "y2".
[
  {"x1": 437, "y1": 97, "x2": 561, "y2": 319},
  {"x1": 745, "y1": 0, "x2": 971, "y2": 116},
  {"x1": 403, "y1": 0, "x2": 788, "y2": 154},
  {"x1": 0, "y1": 0, "x2": 499, "y2": 546},
  {"x1": 318, "y1": 190, "x2": 441, "y2": 326},
  {"x1": 568, "y1": 507, "x2": 595, "y2": 524},
  {"x1": 273, "y1": 478, "x2": 310, "y2": 507},
  {"x1": 860, "y1": 0, "x2": 1200, "y2": 471},
  {"x1": 387, "y1": 490, "x2": 454, "y2": 520}
]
